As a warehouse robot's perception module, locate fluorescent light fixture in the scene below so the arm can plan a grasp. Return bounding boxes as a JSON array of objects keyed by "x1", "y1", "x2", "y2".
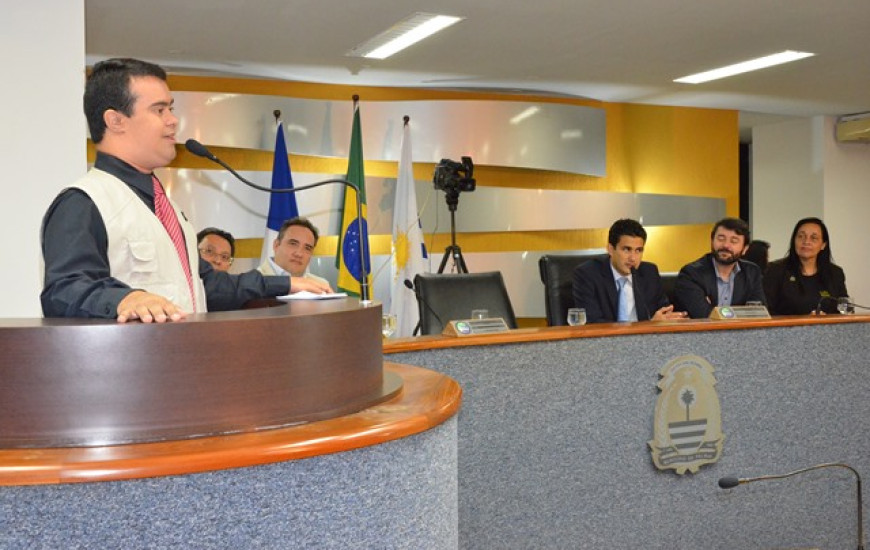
[
  {"x1": 347, "y1": 13, "x2": 463, "y2": 60},
  {"x1": 674, "y1": 50, "x2": 815, "y2": 84}
]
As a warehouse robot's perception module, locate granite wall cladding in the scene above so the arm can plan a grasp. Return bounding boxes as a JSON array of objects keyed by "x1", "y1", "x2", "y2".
[
  {"x1": 391, "y1": 323, "x2": 869, "y2": 549},
  {"x1": 0, "y1": 417, "x2": 458, "y2": 549}
]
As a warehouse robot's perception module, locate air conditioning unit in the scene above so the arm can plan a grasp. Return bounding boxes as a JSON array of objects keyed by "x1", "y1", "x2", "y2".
[{"x1": 836, "y1": 112, "x2": 870, "y2": 142}]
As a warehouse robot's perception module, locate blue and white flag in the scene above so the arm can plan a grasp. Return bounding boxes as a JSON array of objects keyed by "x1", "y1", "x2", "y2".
[{"x1": 260, "y1": 121, "x2": 299, "y2": 263}]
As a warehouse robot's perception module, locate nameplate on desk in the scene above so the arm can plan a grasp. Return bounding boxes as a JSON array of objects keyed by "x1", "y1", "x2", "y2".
[
  {"x1": 709, "y1": 305, "x2": 771, "y2": 320},
  {"x1": 442, "y1": 318, "x2": 510, "y2": 337}
]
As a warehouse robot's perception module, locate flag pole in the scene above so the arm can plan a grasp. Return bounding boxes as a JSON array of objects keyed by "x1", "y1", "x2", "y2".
[{"x1": 352, "y1": 95, "x2": 371, "y2": 303}]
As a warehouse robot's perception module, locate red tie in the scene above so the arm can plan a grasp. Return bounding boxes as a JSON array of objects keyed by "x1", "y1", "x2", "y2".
[{"x1": 152, "y1": 175, "x2": 196, "y2": 310}]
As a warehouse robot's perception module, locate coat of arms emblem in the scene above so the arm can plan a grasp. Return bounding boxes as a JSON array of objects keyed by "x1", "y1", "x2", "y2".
[{"x1": 649, "y1": 355, "x2": 724, "y2": 474}]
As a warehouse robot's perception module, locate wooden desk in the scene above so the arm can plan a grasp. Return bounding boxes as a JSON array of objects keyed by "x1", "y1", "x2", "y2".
[
  {"x1": 385, "y1": 315, "x2": 870, "y2": 550},
  {"x1": 384, "y1": 313, "x2": 869, "y2": 354}
]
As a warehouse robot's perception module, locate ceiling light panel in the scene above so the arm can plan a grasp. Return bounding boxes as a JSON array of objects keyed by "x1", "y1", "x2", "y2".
[
  {"x1": 674, "y1": 50, "x2": 815, "y2": 84},
  {"x1": 346, "y1": 12, "x2": 463, "y2": 60}
]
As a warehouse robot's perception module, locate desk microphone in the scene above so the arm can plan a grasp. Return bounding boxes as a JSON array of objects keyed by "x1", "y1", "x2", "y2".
[
  {"x1": 404, "y1": 278, "x2": 442, "y2": 336},
  {"x1": 816, "y1": 295, "x2": 836, "y2": 315},
  {"x1": 719, "y1": 462, "x2": 864, "y2": 550},
  {"x1": 185, "y1": 139, "x2": 371, "y2": 303},
  {"x1": 630, "y1": 267, "x2": 649, "y2": 321},
  {"x1": 815, "y1": 296, "x2": 868, "y2": 315}
]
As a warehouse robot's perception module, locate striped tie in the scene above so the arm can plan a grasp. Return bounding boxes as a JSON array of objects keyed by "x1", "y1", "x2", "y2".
[{"x1": 152, "y1": 175, "x2": 195, "y2": 310}]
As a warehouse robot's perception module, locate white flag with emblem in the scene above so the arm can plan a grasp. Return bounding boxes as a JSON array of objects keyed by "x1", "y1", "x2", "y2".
[{"x1": 389, "y1": 118, "x2": 427, "y2": 337}]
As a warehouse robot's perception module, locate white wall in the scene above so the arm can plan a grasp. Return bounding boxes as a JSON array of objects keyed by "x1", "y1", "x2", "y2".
[
  {"x1": 751, "y1": 117, "x2": 825, "y2": 259},
  {"x1": 752, "y1": 116, "x2": 870, "y2": 305},
  {"x1": 1, "y1": 3, "x2": 86, "y2": 317},
  {"x1": 822, "y1": 116, "x2": 870, "y2": 306}
]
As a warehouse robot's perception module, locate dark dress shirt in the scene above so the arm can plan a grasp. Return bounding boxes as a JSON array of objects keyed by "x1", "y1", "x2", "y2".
[
  {"x1": 763, "y1": 258, "x2": 848, "y2": 315},
  {"x1": 41, "y1": 152, "x2": 289, "y2": 318},
  {"x1": 673, "y1": 253, "x2": 765, "y2": 319},
  {"x1": 572, "y1": 256, "x2": 670, "y2": 323}
]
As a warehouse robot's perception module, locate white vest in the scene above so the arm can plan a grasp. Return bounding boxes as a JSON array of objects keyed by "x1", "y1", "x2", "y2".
[{"x1": 69, "y1": 169, "x2": 207, "y2": 313}]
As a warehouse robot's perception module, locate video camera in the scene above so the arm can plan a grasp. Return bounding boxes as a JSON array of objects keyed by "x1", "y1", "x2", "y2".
[{"x1": 433, "y1": 156, "x2": 476, "y2": 194}]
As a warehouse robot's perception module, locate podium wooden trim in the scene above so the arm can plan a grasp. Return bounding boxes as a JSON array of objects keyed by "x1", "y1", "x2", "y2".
[
  {"x1": 0, "y1": 362, "x2": 460, "y2": 486},
  {"x1": 0, "y1": 299, "x2": 393, "y2": 448}
]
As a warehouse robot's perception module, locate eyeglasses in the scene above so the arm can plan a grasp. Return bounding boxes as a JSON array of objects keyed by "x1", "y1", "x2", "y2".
[{"x1": 198, "y1": 246, "x2": 234, "y2": 265}]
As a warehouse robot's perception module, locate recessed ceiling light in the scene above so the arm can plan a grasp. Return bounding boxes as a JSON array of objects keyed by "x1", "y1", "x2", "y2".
[
  {"x1": 346, "y1": 12, "x2": 463, "y2": 60},
  {"x1": 674, "y1": 50, "x2": 815, "y2": 84}
]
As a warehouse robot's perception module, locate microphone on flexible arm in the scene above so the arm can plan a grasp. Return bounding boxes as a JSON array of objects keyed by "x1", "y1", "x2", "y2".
[
  {"x1": 630, "y1": 267, "x2": 649, "y2": 321},
  {"x1": 404, "y1": 278, "x2": 443, "y2": 336},
  {"x1": 815, "y1": 296, "x2": 869, "y2": 315},
  {"x1": 719, "y1": 462, "x2": 864, "y2": 550},
  {"x1": 185, "y1": 139, "x2": 371, "y2": 303}
]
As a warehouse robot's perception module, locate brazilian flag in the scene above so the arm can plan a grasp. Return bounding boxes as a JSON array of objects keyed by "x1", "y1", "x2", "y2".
[{"x1": 335, "y1": 97, "x2": 371, "y2": 297}]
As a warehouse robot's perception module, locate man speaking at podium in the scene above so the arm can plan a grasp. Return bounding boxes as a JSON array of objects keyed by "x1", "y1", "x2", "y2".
[
  {"x1": 674, "y1": 217, "x2": 766, "y2": 318},
  {"x1": 41, "y1": 58, "x2": 329, "y2": 323}
]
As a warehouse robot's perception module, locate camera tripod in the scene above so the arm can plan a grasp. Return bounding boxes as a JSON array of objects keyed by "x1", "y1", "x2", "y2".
[{"x1": 437, "y1": 187, "x2": 468, "y2": 273}]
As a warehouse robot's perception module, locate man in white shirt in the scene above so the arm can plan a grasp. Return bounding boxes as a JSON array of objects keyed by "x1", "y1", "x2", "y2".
[{"x1": 258, "y1": 217, "x2": 331, "y2": 288}]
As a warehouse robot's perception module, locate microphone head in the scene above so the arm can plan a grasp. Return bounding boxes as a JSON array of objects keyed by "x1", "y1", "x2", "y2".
[
  {"x1": 404, "y1": 279, "x2": 414, "y2": 290},
  {"x1": 184, "y1": 139, "x2": 216, "y2": 160},
  {"x1": 718, "y1": 476, "x2": 740, "y2": 489}
]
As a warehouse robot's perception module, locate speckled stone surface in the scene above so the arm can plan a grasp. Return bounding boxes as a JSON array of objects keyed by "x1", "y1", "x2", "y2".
[
  {"x1": 393, "y1": 323, "x2": 870, "y2": 550},
  {"x1": 0, "y1": 416, "x2": 458, "y2": 550}
]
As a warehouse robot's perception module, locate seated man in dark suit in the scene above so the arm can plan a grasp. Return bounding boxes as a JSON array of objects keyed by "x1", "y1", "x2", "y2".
[
  {"x1": 673, "y1": 217, "x2": 766, "y2": 318},
  {"x1": 572, "y1": 218, "x2": 686, "y2": 323}
]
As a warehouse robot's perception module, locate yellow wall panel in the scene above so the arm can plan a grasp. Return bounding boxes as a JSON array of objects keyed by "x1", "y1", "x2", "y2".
[{"x1": 621, "y1": 104, "x2": 739, "y2": 214}]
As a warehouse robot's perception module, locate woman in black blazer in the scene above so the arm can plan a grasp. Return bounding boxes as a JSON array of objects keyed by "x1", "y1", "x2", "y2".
[{"x1": 764, "y1": 217, "x2": 848, "y2": 315}]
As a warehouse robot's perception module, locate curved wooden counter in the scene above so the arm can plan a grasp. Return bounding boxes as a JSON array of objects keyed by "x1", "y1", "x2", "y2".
[
  {"x1": 0, "y1": 362, "x2": 461, "y2": 486},
  {"x1": 0, "y1": 299, "x2": 391, "y2": 448},
  {"x1": 385, "y1": 313, "x2": 870, "y2": 549},
  {"x1": 383, "y1": 313, "x2": 870, "y2": 353}
]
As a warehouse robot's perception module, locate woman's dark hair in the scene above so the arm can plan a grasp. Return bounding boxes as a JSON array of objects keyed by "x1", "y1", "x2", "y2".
[{"x1": 785, "y1": 217, "x2": 833, "y2": 289}]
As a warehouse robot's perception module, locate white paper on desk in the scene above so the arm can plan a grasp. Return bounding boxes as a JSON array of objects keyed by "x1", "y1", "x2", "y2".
[{"x1": 277, "y1": 291, "x2": 348, "y2": 300}]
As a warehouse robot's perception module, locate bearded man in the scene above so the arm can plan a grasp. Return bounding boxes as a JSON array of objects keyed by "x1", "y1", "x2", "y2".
[{"x1": 673, "y1": 217, "x2": 766, "y2": 318}]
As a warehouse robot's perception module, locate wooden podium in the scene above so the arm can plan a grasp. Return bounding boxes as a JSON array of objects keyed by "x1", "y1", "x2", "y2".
[
  {"x1": 0, "y1": 298, "x2": 400, "y2": 448},
  {"x1": 0, "y1": 300, "x2": 462, "y2": 548}
]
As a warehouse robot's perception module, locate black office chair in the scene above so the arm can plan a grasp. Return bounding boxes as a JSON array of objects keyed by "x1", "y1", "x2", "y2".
[
  {"x1": 413, "y1": 272, "x2": 517, "y2": 335},
  {"x1": 538, "y1": 253, "x2": 607, "y2": 326},
  {"x1": 660, "y1": 273, "x2": 678, "y2": 307}
]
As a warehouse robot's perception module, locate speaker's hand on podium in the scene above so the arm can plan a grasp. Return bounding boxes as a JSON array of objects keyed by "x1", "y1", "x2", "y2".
[{"x1": 117, "y1": 290, "x2": 187, "y2": 323}]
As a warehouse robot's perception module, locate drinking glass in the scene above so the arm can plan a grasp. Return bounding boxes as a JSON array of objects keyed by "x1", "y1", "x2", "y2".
[
  {"x1": 837, "y1": 297, "x2": 852, "y2": 315},
  {"x1": 382, "y1": 313, "x2": 397, "y2": 338},
  {"x1": 567, "y1": 308, "x2": 586, "y2": 326},
  {"x1": 471, "y1": 309, "x2": 489, "y2": 320}
]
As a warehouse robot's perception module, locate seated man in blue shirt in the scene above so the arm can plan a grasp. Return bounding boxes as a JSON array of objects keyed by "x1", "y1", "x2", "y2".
[
  {"x1": 673, "y1": 217, "x2": 766, "y2": 318},
  {"x1": 572, "y1": 218, "x2": 686, "y2": 323}
]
